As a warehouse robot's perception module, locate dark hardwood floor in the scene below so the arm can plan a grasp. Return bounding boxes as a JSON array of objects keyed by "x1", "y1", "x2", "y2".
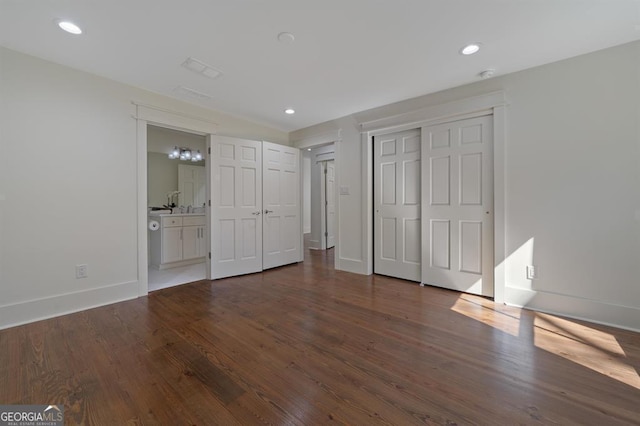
[{"x1": 1, "y1": 246, "x2": 639, "y2": 425}]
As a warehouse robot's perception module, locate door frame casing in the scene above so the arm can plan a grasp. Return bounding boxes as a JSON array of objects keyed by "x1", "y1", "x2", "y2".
[
  {"x1": 360, "y1": 91, "x2": 507, "y2": 302},
  {"x1": 135, "y1": 102, "x2": 218, "y2": 297},
  {"x1": 324, "y1": 160, "x2": 336, "y2": 249},
  {"x1": 292, "y1": 130, "x2": 341, "y2": 268}
]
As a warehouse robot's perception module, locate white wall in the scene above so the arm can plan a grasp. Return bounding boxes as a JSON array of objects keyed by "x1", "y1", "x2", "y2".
[
  {"x1": 0, "y1": 47, "x2": 288, "y2": 329},
  {"x1": 302, "y1": 152, "x2": 311, "y2": 234},
  {"x1": 292, "y1": 41, "x2": 640, "y2": 331}
]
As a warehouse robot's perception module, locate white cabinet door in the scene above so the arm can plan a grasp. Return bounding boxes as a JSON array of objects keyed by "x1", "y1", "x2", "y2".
[
  {"x1": 210, "y1": 136, "x2": 263, "y2": 279},
  {"x1": 422, "y1": 115, "x2": 494, "y2": 297},
  {"x1": 182, "y1": 225, "x2": 199, "y2": 260},
  {"x1": 374, "y1": 129, "x2": 421, "y2": 282},
  {"x1": 262, "y1": 141, "x2": 301, "y2": 269},
  {"x1": 196, "y1": 226, "x2": 207, "y2": 258},
  {"x1": 162, "y1": 227, "x2": 183, "y2": 264}
]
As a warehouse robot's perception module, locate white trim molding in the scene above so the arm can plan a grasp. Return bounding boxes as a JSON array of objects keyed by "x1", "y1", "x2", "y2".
[
  {"x1": 506, "y1": 287, "x2": 640, "y2": 333},
  {"x1": 358, "y1": 91, "x2": 507, "y2": 133},
  {"x1": 0, "y1": 281, "x2": 138, "y2": 330},
  {"x1": 291, "y1": 129, "x2": 342, "y2": 149},
  {"x1": 135, "y1": 103, "x2": 218, "y2": 297},
  {"x1": 132, "y1": 102, "x2": 219, "y2": 135}
]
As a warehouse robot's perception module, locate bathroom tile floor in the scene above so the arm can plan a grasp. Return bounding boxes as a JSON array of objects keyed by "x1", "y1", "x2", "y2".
[{"x1": 148, "y1": 262, "x2": 206, "y2": 292}]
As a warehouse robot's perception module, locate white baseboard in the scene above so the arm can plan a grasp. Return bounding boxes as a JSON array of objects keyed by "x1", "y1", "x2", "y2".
[
  {"x1": 0, "y1": 281, "x2": 139, "y2": 330},
  {"x1": 309, "y1": 239, "x2": 323, "y2": 250},
  {"x1": 505, "y1": 286, "x2": 640, "y2": 333},
  {"x1": 336, "y1": 257, "x2": 366, "y2": 275}
]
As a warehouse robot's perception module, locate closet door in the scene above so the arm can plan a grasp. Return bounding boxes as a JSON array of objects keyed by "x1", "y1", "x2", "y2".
[
  {"x1": 210, "y1": 136, "x2": 263, "y2": 279},
  {"x1": 374, "y1": 129, "x2": 421, "y2": 282},
  {"x1": 422, "y1": 115, "x2": 494, "y2": 297},
  {"x1": 262, "y1": 141, "x2": 301, "y2": 269}
]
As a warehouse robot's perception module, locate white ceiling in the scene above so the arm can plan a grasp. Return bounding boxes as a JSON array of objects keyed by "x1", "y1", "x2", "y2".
[{"x1": 2, "y1": 0, "x2": 640, "y2": 132}]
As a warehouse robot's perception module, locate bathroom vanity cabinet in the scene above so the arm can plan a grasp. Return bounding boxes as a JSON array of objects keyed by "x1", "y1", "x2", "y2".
[{"x1": 149, "y1": 214, "x2": 206, "y2": 269}]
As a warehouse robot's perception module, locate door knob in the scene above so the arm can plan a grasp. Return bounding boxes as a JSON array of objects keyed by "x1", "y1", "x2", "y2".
[
  {"x1": 252, "y1": 211, "x2": 261, "y2": 215},
  {"x1": 264, "y1": 209, "x2": 273, "y2": 214}
]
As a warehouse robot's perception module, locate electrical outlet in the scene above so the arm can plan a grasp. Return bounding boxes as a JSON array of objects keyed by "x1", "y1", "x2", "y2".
[
  {"x1": 76, "y1": 264, "x2": 88, "y2": 279},
  {"x1": 526, "y1": 265, "x2": 537, "y2": 280}
]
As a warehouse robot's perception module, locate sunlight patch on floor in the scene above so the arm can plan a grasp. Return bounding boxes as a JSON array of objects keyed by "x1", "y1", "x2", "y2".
[
  {"x1": 534, "y1": 313, "x2": 640, "y2": 390},
  {"x1": 451, "y1": 295, "x2": 522, "y2": 337}
]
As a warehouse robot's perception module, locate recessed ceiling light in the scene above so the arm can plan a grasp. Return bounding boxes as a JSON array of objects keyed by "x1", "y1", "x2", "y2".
[
  {"x1": 460, "y1": 43, "x2": 481, "y2": 55},
  {"x1": 57, "y1": 20, "x2": 82, "y2": 35},
  {"x1": 307, "y1": 148, "x2": 311, "y2": 151},
  {"x1": 284, "y1": 108, "x2": 295, "y2": 115}
]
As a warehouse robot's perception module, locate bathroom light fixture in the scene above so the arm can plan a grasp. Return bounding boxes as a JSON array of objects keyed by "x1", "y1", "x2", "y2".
[
  {"x1": 57, "y1": 20, "x2": 82, "y2": 35},
  {"x1": 460, "y1": 43, "x2": 481, "y2": 55},
  {"x1": 284, "y1": 108, "x2": 295, "y2": 114},
  {"x1": 168, "y1": 146, "x2": 203, "y2": 162}
]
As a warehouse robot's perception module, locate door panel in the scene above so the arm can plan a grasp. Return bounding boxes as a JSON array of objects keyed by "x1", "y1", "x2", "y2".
[
  {"x1": 210, "y1": 136, "x2": 262, "y2": 279},
  {"x1": 326, "y1": 161, "x2": 336, "y2": 249},
  {"x1": 374, "y1": 129, "x2": 421, "y2": 282},
  {"x1": 262, "y1": 141, "x2": 301, "y2": 269},
  {"x1": 422, "y1": 115, "x2": 494, "y2": 296}
]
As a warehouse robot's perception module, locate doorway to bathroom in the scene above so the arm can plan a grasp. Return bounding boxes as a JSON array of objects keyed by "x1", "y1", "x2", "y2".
[{"x1": 146, "y1": 125, "x2": 208, "y2": 291}]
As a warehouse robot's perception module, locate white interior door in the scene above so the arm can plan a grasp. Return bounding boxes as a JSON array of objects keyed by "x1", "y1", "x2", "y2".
[
  {"x1": 210, "y1": 136, "x2": 263, "y2": 279},
  {"x1": 374, "y1": 129, "x2": 421, "y2": 282},
  {"x1": 422, "y1": 115, "x2": 494, "y2": 297},
  {"x1": 262, "y1": 141, "x2": 301, "y2": 269},
  {"x1": 326, "y1": 160, "x2": 336, "y2": 249}
]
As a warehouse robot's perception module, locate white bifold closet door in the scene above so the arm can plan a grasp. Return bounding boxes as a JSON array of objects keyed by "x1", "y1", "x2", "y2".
[
  {"x1": 210, "y1": 136, "x2": 263, "y2": 279},
  {"x1": 209, "y1": 137, "x2": 301, "y2": 279},
  {"x1": 262, "y1": 141, "x2": 301, "y2": 269},
  {"x1": 421, "y1": 115, "x2": 494, "y2": 297},
  {"x1": 374, "y1": 129, "x2": 422, "y2": 282}
]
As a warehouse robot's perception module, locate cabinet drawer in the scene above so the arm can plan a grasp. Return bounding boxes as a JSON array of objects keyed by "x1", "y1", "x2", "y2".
[
  {"x1": 162, "y1": 216, "x2": 183, "y2": 227},
  {"x1": 183, "y1": 215, "x2": 205, "y2": 226}
]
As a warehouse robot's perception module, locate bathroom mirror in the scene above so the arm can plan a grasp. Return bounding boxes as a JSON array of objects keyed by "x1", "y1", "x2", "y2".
[
  {"x1": 147, "y1": 125, "x2": 206, "y2": 209},
  {"x1": 178, "y1": 164, "x2": 206, "y2": 207}
]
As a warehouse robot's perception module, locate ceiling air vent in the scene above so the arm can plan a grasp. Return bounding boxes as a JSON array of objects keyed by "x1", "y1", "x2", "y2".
[
  {"x1": 173, "y1": 85, "x2": 214, "y2": 101},
  {"x1": 181, "y1": 57, "x2": 223, "y2": 80}
]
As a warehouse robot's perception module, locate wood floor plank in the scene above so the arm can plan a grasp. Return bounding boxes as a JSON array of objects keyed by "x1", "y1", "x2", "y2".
[{"x1": 1, "y1": 246, "x2": 639, "y2": 425}]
